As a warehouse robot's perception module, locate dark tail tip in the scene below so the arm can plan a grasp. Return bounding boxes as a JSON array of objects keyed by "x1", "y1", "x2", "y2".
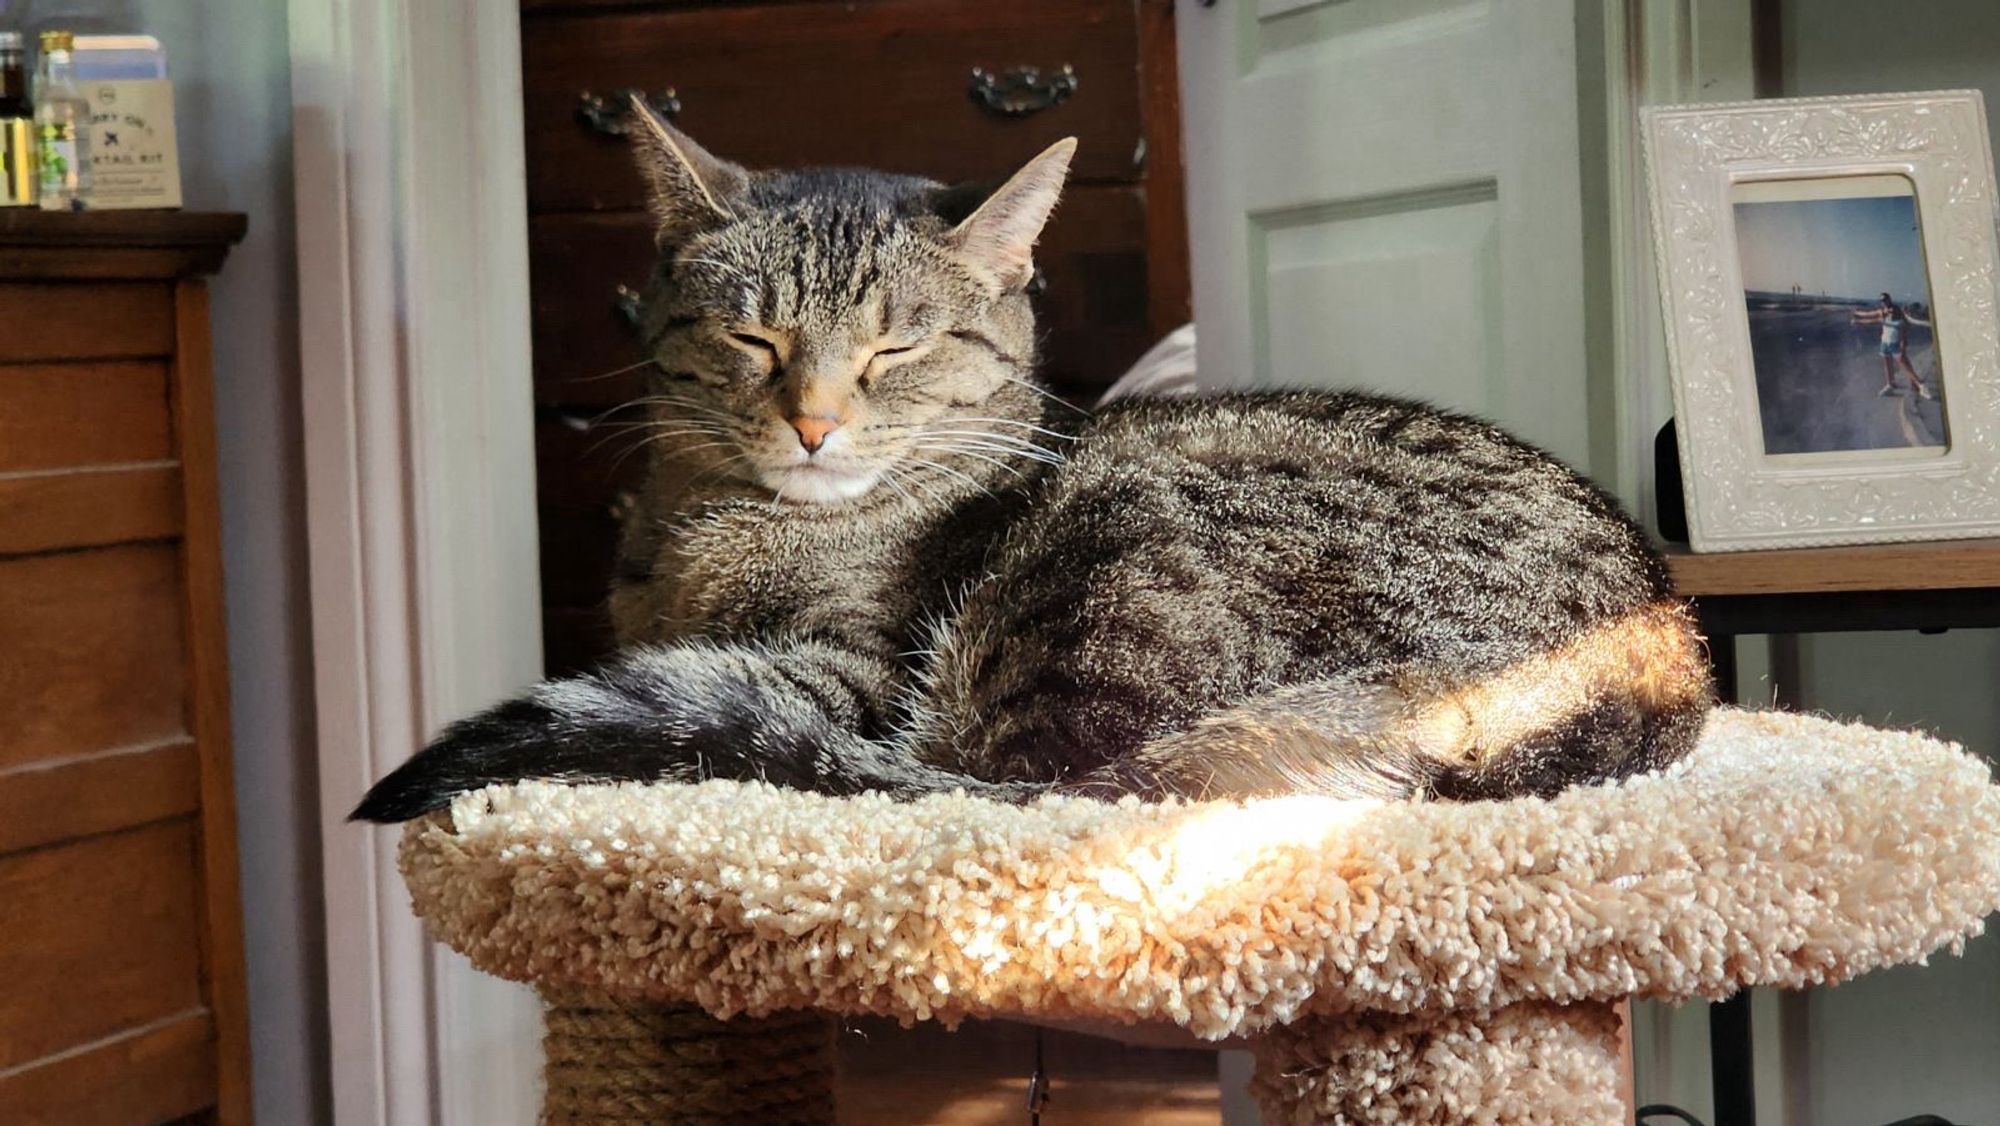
[
  {"x1": 349, "y1": 696, "x2": 571, "y2": 823},
  {"x1": 349, "y1": 772, "x2": 450, "y2": 824}
]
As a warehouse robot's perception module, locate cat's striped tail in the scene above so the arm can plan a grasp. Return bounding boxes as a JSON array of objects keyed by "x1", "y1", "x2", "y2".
[
  {"x1": 351, "y1": 602, "x2": 1712, "y2": 823},
  {"x1": 1079, "y1": 600, "x2": 1715, "y2": 802},
  {"x1": 350, "y1": 639, "x2": 1049, "y2": 824}
]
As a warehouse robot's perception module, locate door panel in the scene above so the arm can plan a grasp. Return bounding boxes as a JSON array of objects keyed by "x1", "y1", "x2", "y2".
[
  {"x1": 1178, "y1": 0, "x2": 1589, "y2": 465},
  {"x1": 1257, "y1": 181, "x2": 1500, "y2": 413}
]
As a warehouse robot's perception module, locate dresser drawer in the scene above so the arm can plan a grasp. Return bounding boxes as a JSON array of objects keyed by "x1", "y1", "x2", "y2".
[
  {"x1": 521, "y1": 0, "x2": 1143, "y2": 213},
  {"x1": 0, "y1": 362, "x2": 173, "y2": 472},
  {"x1": 527, "y1": 213, "x2": 655, "y2": 406},
  {"x1": 0, "y1": 545, "x2": 188, "y2": 771},
  {"x1": 537, "y1": 416, "x2": 635, "y2": 608},
  {"x1": 0, "y1": 465, "x2": 183, "y2": 557},
  {"x1": 0, "y1": 283, "x2": 173, "y2": 361},
  {"x1": 0, "y1": 819, "x2": 205, "y2": 1072},
  {"x1": 0, "y1": 818, "x2": 216, "y2": 1126},
  {"x1": 529, "y1": 184, "x2": 1154, "y2": 406},
  {"x1": 0, "y1": 1012, "x2": 216, "y2": 1126}
]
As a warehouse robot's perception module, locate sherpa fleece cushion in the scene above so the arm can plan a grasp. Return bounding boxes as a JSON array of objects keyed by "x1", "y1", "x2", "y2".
[{"x1": 401, "y1": 708, "x2": 2000, "y2": 1040}]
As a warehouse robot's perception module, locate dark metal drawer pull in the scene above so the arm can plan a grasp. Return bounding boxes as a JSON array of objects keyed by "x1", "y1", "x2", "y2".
[
  {"x1": 968, "y1": 65, "x2": 1077, "y2": 118},
  {"x1": 577, "y1": 89, "x2": 682, "y2": 136},
  {"x1": 614, "y1": 284, "x2": 644, "y2": 329}
]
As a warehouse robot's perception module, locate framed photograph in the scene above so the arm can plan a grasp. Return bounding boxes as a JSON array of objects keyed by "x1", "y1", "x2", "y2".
[{"x1": 1642, "y1": 91, "x2": 2000, "y2": 552}]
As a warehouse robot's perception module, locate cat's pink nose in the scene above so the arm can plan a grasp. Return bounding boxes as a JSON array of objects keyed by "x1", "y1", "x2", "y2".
[{"x1": 791, "y1": 416, "x2": 841, "y2": 454}]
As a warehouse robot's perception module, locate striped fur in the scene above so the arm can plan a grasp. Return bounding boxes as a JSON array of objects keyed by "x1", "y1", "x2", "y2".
[{"x1": 352, "y1": 119, "x2": 1711, "y2": 824}]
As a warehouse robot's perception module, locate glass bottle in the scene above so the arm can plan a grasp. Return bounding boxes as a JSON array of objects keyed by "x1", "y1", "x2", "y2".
[
  {"x1": 0, "y1": 32, "x2": 28, "y2": 118},
  {"x1": 34, "y1": 29, "x2": 89, "y2": 211},
  {"x1": 0, "y1": 31, "x2": 32, "y2": 207}
]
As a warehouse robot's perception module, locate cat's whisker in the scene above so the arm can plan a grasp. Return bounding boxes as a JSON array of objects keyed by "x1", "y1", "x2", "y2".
[
  {"x1": 644, "y1": 388, "x2": 734, "y2": 410},
  {"x1": 910, "y1": 438, "x2": 1059, "y2": 471},
  {"x1": 630, "y1": 413, "x2": 747, "y2": 440},
  {"x1": 911, "y1": 431, "x2": 1065, "y2": 464},
  {"x1": 623, "y1": 385, "x2": 730, "y2": 406},
  {"x1": 877, "y1": 471, "x2": 917, "y2": 506},
  {"x1": 574, "y1": 358, "x2": 660, "y2": 383},
  {"x1": 871, "y1": 416, "x2": 1074, "y2": 441},
  {"x1": 609, "y1": 436, "x2": 737, "y2": 474},
  {"x1": 904, "y1": 456, "x2": 995, "y2": 498},
  {"x1": 935, "y1": 416, "x2": 1080, "y2": 442},
  {"x1": 868, "y1": 422, "x2": 1071, "y2": 462},
  {"x1": 915, "y1": 433, "x2": 1060, "y2": 456},
  {"x1": 600, "y1": 419, "x2": 732, "y2": 456},
  {"x1": 624, "y1": 396, "x2": 745, "y2": 427},
  {"x1": 588, "y1": 426, "x2": 732, "y2": 456},
  {"x1": 592, "y1": 424, "x2": 731, "y2": 462},
  {"x1": 570, "y1": 400, "x2": 657, "y2": 432},
  {"x1": 909, "y1": 443, "x2": 1029, "y2": 478},
  {"x1": 586, "y1": 421, "x2": 729, "y2": 457},
  {"x1": 871, "y1": 419, "x2": 1075, "y2": 459},
  {"x1": 881, "y1": 464, "x2": 952, "y2": 506},
  {"x1": 911, "y1": 444, "x2": 1061, "y2": 470},
  {"x1": 673, "y1": 255, "x2": 753, "y2": 278},
  {"x1": 544, "y1": 360, "x2": 663, "y2": 398},
  {"x1": 685, "y1": 451, "x2": 758, "y2": 489},
  {"x1": 997, "y1": 375, "x2": 1092, "y2": 416}
]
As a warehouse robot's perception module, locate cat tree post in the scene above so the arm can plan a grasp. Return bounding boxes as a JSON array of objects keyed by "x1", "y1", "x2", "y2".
[
  {"x1": 399, "y1": 710, "x2": 2000, "y2": 1123},
  {"x1": 536, "y1": 990, "x2": 835, "y2": 1125},
  {"x1": 1247, "y1": 1002, "x2": 1625, "y2": 1123}
]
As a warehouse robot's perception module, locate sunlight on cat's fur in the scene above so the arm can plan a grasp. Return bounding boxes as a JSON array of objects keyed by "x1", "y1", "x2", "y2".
[{"x1": 352, "y1": 100, "x2": 1712, "y2": 825}]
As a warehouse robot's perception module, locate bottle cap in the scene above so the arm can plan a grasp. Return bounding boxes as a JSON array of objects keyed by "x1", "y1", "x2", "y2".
[{"x1": 38, "y1": 30, "x2": 74, "y2": 52}]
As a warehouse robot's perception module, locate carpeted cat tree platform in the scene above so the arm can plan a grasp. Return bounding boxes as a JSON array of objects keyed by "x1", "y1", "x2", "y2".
[{"x1": 400, "y1": 709, "x2": 2000, "y2": 1124}]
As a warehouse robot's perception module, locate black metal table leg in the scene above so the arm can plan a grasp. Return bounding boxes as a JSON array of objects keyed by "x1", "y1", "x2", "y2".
[
  {"x1": 1704, "y1": 632, "x2": 1757, "y2": 1126},
  {"x1": 1710, "y1": 995, "x2": 1756, "y2": 1126}
]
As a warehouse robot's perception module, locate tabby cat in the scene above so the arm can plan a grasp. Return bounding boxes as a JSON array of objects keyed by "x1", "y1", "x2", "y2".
[{"x1": 352, "y1": 103, "x2": 1712, "y2": 823}]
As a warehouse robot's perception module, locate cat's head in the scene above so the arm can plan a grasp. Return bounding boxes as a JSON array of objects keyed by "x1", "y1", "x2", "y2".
[{"x1": 626, "y1": 100, "x2": 1073, "y2": 505}]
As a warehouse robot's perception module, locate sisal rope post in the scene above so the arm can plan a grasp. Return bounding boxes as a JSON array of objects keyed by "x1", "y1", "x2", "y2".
[
  {"x1": 1248, "y1": 999, "x2": 1626, "y2": 1125},
  {"x1": 538, "y1": 988, "x2": 837, "y2": 1125}
]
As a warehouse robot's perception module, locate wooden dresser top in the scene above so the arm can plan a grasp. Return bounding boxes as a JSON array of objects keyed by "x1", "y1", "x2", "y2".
[{"x1": 0, "y1": 210, "x2": 245, "y2": 279}]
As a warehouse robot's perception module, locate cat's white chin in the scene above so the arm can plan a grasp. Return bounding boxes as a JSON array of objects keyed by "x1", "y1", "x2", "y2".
[{"x1": 762, "y1": 463, "x2": 881, "y2": 505}]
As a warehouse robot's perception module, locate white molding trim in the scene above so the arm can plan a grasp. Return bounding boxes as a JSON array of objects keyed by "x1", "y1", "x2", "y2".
[
  {"x1": 293, "y1": 0, "x2": 543, "y2": 1122},
  {"x1": 1601, "y1": 0, "x2": 1755, "y2": 527},
  {"x1": 1596, "y1": 1, "x2": 1761, "y2": 1118}
]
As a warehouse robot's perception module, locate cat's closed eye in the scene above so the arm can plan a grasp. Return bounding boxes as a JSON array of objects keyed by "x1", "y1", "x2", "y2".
[{"x1": 868, "y1": 341, "x2": 931, "y2": 367}]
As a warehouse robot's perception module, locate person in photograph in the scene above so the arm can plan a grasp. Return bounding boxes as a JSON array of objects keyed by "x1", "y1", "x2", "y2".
[{"x1": 1852, "y1": 292, "x2": 1934, "y2": 399}]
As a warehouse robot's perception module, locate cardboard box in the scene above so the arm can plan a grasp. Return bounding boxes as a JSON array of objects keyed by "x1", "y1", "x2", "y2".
[{"x1": 85, "y1": 78, "x2": 180, "y2": 209}]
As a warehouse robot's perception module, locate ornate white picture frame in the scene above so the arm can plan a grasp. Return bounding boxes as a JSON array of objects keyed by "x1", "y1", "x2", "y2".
[{"x1": 1642, "y1": 91, "x2": 2000, "y2": 552}]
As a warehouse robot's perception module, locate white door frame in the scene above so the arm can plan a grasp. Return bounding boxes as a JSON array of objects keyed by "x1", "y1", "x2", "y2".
[
  {"x1": 292, "y1": 0, "x2": 544, "y2": 1121},
  {"x1": 1587, "y1": 3, "x2": 1773, "y2": 1121}
]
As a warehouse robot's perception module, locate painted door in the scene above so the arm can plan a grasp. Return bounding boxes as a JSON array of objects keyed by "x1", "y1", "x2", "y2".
[{"x1": 1177, "y1": 0, "x2": 1590, "y2": 467}]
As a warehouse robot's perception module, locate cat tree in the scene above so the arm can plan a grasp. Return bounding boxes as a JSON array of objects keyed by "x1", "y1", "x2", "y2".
[{"x1": 399, "y1": 709, "x2": 2000, "y2": 1123}]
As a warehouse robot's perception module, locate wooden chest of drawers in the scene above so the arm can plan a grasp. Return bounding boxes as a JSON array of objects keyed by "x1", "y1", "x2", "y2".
[
  {"x1": 0, "y1": 212, "x2": 252, "y2": 1126},
  {"x1": 522, "y1": 0, "x2": 1191, "y2": 675}
]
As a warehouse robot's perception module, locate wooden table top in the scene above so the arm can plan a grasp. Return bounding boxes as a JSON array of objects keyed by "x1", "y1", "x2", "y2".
[{"x1": 1663, "y1": 538, "x2": 2000, "y2": 597}]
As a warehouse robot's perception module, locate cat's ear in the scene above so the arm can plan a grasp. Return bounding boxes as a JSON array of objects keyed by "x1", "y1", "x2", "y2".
[
  {"x1": 947, "y1": 138, "x2": 1076, "y2": 289},
  {"x1": 627, "y1": 96, "x2": 750, "y2": 246}
]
